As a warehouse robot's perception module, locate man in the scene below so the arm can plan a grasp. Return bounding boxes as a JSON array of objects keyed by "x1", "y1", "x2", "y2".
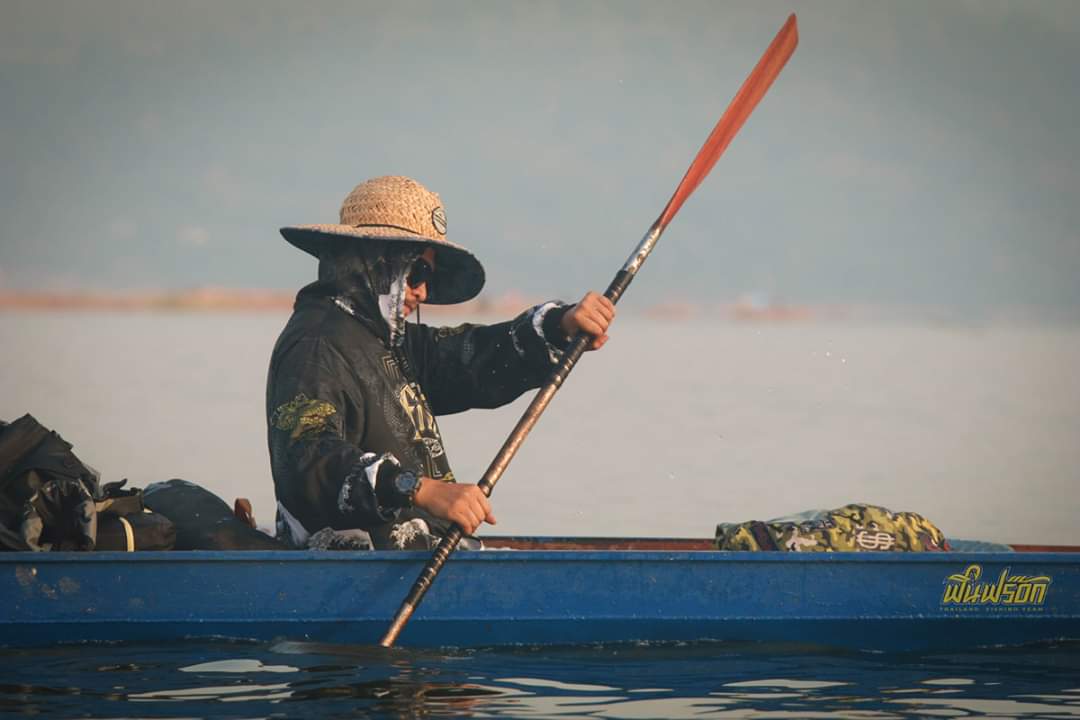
[{"x1": 268, "y1": 176, "x2": 614, "y2": 550}]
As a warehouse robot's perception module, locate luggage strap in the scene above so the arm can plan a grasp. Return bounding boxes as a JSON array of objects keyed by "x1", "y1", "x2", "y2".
[{"x1": 748, "y1": 521, "x2": 780, "y2": 551}]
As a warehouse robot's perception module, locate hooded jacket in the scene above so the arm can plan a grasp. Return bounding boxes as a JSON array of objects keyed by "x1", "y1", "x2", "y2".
[{"x1": 266, "y1": 244, "x2": 569, "y2": 550}]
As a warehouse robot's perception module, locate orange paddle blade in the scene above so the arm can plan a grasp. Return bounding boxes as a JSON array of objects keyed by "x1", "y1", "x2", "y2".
[{"x1": 659, "y1": 14, "x2": 799, "y2": 229}]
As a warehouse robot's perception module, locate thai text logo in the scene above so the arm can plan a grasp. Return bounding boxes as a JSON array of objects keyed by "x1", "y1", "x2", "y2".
[{"x1": 942, "y1": 564, "x2": 1051, "y2": 606}]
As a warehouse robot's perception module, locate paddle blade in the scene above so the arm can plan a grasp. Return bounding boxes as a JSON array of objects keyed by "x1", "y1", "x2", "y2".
[{"x1": 658, "y1": 13, "x2": 799, "y2": 229}]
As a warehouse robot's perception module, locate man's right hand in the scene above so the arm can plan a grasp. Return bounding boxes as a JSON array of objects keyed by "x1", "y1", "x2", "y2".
[{"x1": 414, "y1": 479, "x2": 496, "y2": 535}]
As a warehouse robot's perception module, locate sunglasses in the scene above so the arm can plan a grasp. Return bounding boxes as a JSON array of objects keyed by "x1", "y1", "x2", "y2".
[{"x1": 406, "y1": 257, "x2": 435, "y2": 290}]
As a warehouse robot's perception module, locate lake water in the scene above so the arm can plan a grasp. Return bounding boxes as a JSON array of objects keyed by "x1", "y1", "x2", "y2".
[
  {"x1": 2, "y1": 311, "x2": 1080, "y2": 718},
  {"x1": 2, "y1": 311, "x2": 1077, "y2": 544},
  {"x1": 2, "y1": 639, "x2": 1079, "y2": 718}
]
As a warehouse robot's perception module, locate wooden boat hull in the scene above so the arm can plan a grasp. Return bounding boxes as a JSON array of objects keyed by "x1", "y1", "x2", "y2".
[{"x1": 3, "y1": 540, "x2": 1078, "y2": 652}]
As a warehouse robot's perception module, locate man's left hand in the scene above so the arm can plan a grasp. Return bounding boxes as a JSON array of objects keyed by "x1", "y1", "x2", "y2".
[{"x1": 561, "y1": 291, "x2": 616, "y2": 350}]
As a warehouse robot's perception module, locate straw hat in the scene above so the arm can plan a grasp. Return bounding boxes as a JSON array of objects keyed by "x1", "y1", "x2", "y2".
[{"x1": 280, "y1": 176, "x2": 485, "y2": 304}]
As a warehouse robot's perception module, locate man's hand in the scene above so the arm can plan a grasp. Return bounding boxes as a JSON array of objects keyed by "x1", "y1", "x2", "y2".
[
  {"x1": 414, "y1": 479, "x2": 496, "y2": 535},
  {"x1": 561, "y1": 291, "x2": 616, "y2": 350}
]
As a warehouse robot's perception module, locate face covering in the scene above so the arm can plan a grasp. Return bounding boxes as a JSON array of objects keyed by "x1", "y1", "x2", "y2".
[{"x1": 314, "y1": 242, "x2": 422, "y2": 347}]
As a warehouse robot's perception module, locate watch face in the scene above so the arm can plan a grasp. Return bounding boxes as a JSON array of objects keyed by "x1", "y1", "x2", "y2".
[{"x1": 395, "y1": 471, "x2": 419, "y2": 498}]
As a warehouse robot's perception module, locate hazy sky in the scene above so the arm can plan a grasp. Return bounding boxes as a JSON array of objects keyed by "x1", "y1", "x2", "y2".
[{"x1": 2, "y1": 0, "x2": 1078, "y2": 313}]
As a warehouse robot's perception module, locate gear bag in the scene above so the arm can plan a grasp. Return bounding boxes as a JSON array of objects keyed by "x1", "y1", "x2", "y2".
[
  {"x1": 714, "y1": 503, "x2": 951, "y2": 552},
  {"x1": 143, "y1": 479, "x2": 285, "y2": 550},
  {"x1": 0, "y1": 414, "x2": 173, "y2": 551}
]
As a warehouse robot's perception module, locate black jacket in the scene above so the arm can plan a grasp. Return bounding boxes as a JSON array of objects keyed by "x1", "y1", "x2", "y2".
[{"x1": 267, "y1": 281, "x2": 569, "y2": 549}]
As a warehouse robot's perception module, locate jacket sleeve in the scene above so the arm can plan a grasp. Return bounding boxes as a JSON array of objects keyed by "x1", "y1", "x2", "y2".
[
  {"x1": 267, "y1": 337, "x2": 411, "y2": 540},
  {"x1": 405, "y1": 301, "x2": 573, "y2": 415}
]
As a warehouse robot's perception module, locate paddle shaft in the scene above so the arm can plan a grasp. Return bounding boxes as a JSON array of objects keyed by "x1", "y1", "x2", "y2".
[
  {"x1": 380, "y1": 14, "x2": 799, "y2": 648},
  {"x1": 380, "y1": 230, "x2": 656, "y2": 647}
]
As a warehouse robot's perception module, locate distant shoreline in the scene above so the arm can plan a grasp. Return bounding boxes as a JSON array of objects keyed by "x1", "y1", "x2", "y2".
[
  {"x1": 0, "y1": 288, "x2": 530, "y2": 316},
  {"x1": 0, "y1": 288, "x2": 822, "y2": 322},
  {"x1": 0, "y1": 288, "x2": 295, "y2": 312},
  {"x1": 2, "y1": 289, "x2": 1073, "y2": 326}
]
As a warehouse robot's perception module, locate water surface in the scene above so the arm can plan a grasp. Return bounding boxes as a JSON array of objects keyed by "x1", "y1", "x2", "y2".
[{"x1": 2, "y1": 639, "x2": 1078, "y2": 718}]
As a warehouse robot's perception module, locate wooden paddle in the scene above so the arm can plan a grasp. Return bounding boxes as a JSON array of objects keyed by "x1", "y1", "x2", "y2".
[{"x1": 381, "y1": 13, "x2": 800, "y2": 648}]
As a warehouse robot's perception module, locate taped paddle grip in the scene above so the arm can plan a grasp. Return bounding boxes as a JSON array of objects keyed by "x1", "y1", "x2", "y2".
[
  {"x1": 380, "y1": 523, "x2": 465, "y2": 646},
  {"x1": 605, "y1": 270, "x2": 634, "y2": 305},
  {"x1": 547, "y1": 269, "x2": 632, "y2": 391},
  {"x1": 408, "y1": 524, "x2": 465, "y2": 599}
]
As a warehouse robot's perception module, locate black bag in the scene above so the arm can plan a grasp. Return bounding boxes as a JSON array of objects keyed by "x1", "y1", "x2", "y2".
[
  {"x1": 0, "y1": 414, "x2": 174, "y2": 551},
  {"x1": 96, "y1": 511, "x2": 176, "y2": 551},
  {"x1": 144, "y1": 479, "x2": 285, "y2": 550},
  {"x1": 0, "y1": 414, "x2": 103, "y2": 551}
]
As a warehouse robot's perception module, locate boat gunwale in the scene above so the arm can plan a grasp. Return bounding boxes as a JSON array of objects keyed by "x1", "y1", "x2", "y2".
[{"x1": 3, "y1": 548, "x2": 1079, "y2": 565}]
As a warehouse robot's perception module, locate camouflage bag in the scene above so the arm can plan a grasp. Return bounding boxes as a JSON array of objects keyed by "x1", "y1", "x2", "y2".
[{"x1": 714, "y1": 503, "x2": 950, "y2": 552}]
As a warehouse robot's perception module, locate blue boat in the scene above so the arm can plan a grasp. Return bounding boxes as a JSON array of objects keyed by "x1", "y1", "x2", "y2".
[{"x1": 3, "y1": 537, "x2": 1078, "y2": 652}]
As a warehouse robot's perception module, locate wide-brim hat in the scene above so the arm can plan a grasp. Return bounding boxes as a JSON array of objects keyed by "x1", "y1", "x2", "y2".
[{"x1": 280, "y1": 175, "x2": 485, "y2": 305}]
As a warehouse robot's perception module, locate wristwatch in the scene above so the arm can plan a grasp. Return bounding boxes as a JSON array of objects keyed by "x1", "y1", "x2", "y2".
[{"x1": 393, "y1": 469, "x2": 422, "y2": 508}]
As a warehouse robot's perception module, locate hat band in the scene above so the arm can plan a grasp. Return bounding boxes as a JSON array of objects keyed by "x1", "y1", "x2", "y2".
[{"x1": 350, "y1": 223, "x2": 423, "y2": 236}]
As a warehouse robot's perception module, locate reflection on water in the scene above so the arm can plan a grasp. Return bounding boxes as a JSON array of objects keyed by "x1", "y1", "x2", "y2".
[{"x1": 1, "y1": 640, "x2": 1078, "y2": 718}]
